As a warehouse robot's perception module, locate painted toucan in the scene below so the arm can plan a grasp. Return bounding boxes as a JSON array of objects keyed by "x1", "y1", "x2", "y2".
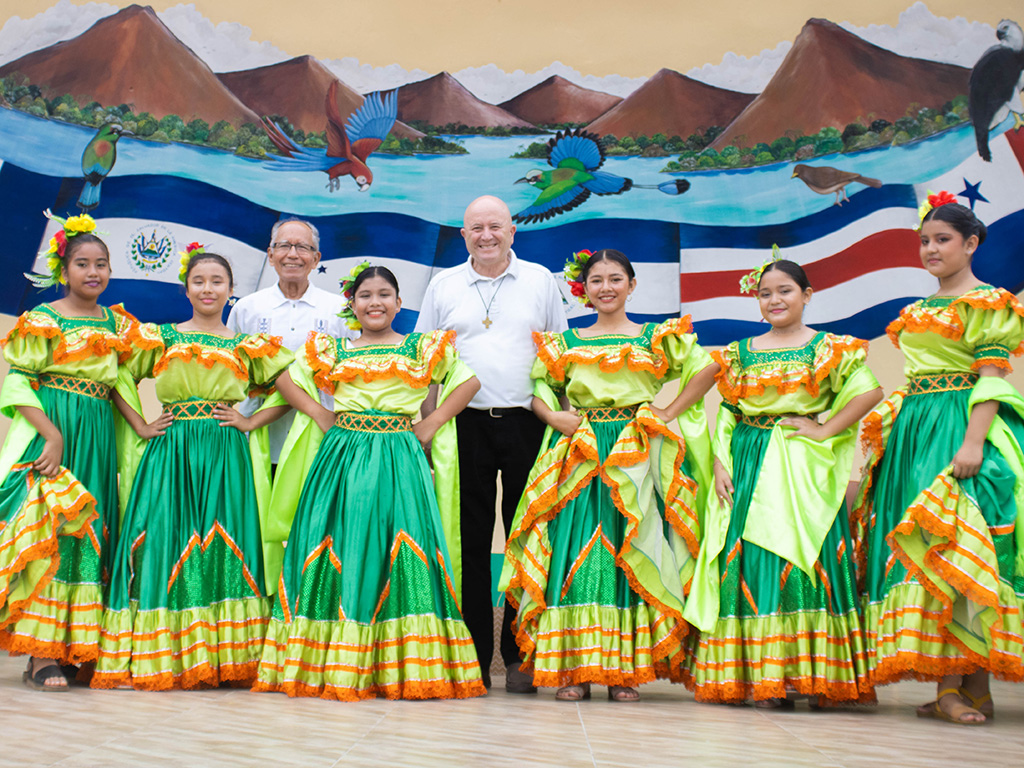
[
  {"x1": 969, "y1": 19, "x2": 1024, "y2": 162},
  {"x1": 78, "y1": 122, "x2": 130, "y2": 212},
  {"x1": 512, "y1": 128, "x2": 689, "y2": 224},
  {"x1": 261, "y1": 81, "x2": 397, "y2": 192}
]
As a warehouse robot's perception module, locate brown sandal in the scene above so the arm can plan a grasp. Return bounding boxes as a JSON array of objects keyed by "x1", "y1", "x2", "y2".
[
  {"x1": 916, "y1": 687, "x2": 985, "y2": 725},
  {"x1": 555, "y1": 683, "x2": 591, "y2": 701},
  {"x1": 607, "y1": 685, "x2": 640, "y2": 702}
]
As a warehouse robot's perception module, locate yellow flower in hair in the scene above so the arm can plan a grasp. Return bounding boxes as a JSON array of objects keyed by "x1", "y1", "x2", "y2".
[
  {"x1": 47, "y1": 235, "x2": 60, "y2": 254},
  {"x1": 47, "y1": 255, "x2": 66, "y2": 285},
  {"x1": 63, "y1": 214, "x2": 97, "y2": 234}
]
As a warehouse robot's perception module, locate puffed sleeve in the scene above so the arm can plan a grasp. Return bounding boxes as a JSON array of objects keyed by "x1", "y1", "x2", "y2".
[
  {"x1": 822, "y1": 334, "x2": 880, "y2": 402},
  {"x1": 2, "y1": 310, "x2": 59, "y2": 383},
  {"x1": 121, "y1": 322, "x2": 165, "y2": 381},
  {"x1": 425, "y1": 330, "x2": 459, "y2": 385},
  {"x1": 959, "y1": 289, "x2": 1024, "y2": 372},
  {"x1": 531, "y1": 331, "x2": 567, "y2": 395},
  {"x1": 292, "y1": 331, "x2": 339, "y2": 393},
  {"x1": 237, "y1": 333, "x2": 293, "y2": 393},
  {"x1": 652, "y1": 316, "x2": 714, "y2": 383}
]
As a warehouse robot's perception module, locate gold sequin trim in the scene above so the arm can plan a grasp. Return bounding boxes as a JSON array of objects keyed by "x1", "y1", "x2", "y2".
[
  {"x1": 907, "y1": 372, "x2": 978, "y2": 395},
  {"x1": 166, "y1": 400, "x2": 224, "y2": 420},
  {"x1": 579, "y1": 405, "x2": 639, "y2": 422},
  {"x1": 38, "y1": 373, "x2": 110, "y2": 399},
  {"x1": 740, "y1": 412, "x2": 820, "y2": 430},
  {"x1": 335, "y1": 411, "x2": 412, "y2": 433}
]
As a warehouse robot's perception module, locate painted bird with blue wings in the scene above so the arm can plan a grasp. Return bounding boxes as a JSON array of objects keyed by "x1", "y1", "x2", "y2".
[
  {"x1": 512, "y1": 128, "x2": 690, "y2": 224},
  {"x1": 78, "y1": 122, "x2": 130, "y2": 212},
  {"x1": 261, "y1": 80, "x2": 397, "y2": 192}
]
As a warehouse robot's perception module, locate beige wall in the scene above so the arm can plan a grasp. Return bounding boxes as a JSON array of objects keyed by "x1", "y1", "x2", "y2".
[{"x1": 2, "y1": 0, "x2": 1020, "y2": 76}]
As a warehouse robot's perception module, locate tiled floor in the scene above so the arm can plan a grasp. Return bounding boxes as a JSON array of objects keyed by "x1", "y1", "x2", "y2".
[{"x1": 3, "y1": 655, "x2": 1024, "y2": 767}]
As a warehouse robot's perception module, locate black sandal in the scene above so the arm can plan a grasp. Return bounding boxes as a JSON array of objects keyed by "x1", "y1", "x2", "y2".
[{"x1": 23, "y1": 660, "x2": 69, "y2": 692}]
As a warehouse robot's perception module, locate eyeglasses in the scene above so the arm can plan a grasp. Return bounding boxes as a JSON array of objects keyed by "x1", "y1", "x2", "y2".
[{"x1": 271, "y1": 242, "x2": 316, "y2": 254}]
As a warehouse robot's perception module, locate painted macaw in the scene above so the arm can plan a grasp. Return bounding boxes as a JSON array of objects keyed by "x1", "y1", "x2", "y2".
[
  {"x1": 78, "y1": 122, "x2": 130, "y2": 212},
  {"x1": 261, "y1": 81, "x2": 397, "y2": 192},
  {"x1": 512, "y1": 128, "x2": 690, "y2": 224}
]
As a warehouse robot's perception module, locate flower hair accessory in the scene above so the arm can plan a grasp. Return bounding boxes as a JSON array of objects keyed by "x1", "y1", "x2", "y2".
[
  {"x1": 178, "y1": 242, "x2": 206, "y2": 283},
  {"x1": 338, "y1": 260, "x2": 371, "y2": 331},
  {"x1": 916, "y1": 190, "x2": 958, "y2": 230},
  {"x1": 25, "y1": 209, "x2": 99, "y2": 288},
  {"x1": 739, "y1": 244, "x2": 783, "y2": 294},
  {"x1": 563, "y1": 249, "x2": 594, "y2": 308}
]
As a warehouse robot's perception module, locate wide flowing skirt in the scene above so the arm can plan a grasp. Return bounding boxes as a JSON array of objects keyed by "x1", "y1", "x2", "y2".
[
  {"x1": 93, "y1": 401, "x2": 269, "y2": 690},
  {"x1": 685, "y1": 421, "x2": 872, "y2": 704},
  {"x1": 505, "y1": 407, "x2": 699, "y2": 688},
  {"x1": 255, "y1": 413, "x2": 485, "y2": 701},
  {"x1": 861, "y1": 386, "x2": 1024, "y2": 685},
  {"x1": 0, "y1": 379, "x2": 115, "y2": 663}
]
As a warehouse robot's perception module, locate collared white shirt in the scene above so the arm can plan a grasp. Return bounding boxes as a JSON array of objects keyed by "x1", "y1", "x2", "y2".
[
  {"x1": 227, "y1": 282, "x2": 351, "y2": 461},
  {"x1": 415, "y1": 250, "x2": 568, "y2": 409}
]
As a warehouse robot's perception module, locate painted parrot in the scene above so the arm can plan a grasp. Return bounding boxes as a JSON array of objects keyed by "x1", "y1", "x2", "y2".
[
  {"x1": 78, "y1": 122, "x2": 130, "y2": 212},
  {"x1": 261, "y1": 81, "x2": 397, "y2": 192},
  {"x1": 512, "y1": 128, "x2": 690, "y2": 224}
]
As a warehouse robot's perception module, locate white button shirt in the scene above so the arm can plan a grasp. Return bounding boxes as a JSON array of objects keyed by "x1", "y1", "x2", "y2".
[
  {"x1": 415, "y1": 251, "x2": 568, "y2": 409},
  {"x1": 227, "y1": 282, "x2": 351, "y2": 461}
]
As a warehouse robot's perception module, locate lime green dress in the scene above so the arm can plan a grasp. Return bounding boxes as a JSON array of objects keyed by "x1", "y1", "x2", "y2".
[
  {"x1": 92, "y1": 323, "x2": 292, "y2": 690},
  {"x1": 685, "y1": 332, "x2": 879, "y2": 704},
  {"x1": 0, "y1": 304, "x2": 136, "y2": 664},
  {"x1": 503, "y1": 318, "x2": 712, "y2": 688},
  {"x1": 254, "y1": 330, "x2": 486, "y2": 701},
  {"x1": 858, "y1": 286, "x2": 1024, "y2": 685}
]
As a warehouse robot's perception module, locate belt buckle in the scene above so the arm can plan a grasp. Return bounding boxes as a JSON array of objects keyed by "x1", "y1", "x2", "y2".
[{"x1": 488, "y1": 407, "x2": 503, "y2": 418}]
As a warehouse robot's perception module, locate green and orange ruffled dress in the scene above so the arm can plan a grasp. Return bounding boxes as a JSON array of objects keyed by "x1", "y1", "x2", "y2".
[
  {"x1": 858, "y1": 286, "x2": 1024, "y2": 685},
  {"x1": 92, "y1": 323, "x2": 292, "y2": 690},
  {"x1": 685, "y1": 332, "x2": 879, "y2": 704},
  {"x1": 502, "y1": 318, "x2": 714, "y2": 688},
  {"x1": 0, "y1": 304, "x2": 137, "y2": 664},
  {"x1": 254, "y1": 330, "x2": 485, "y2": 701}
]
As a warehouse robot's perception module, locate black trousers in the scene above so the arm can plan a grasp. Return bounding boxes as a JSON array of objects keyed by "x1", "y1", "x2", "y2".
[{"x1": 455, "y1": 407, "x2": 546, "y2": 668}]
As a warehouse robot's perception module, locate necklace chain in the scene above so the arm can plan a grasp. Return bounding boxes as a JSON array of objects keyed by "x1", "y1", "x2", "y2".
[{"x1": 474, "y1": 276, "x2": 507, "y2": 329}]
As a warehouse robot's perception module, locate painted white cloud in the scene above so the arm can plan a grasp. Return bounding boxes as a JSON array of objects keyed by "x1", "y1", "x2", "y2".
[
  {"x1": 159, "y1": 3, "x2": 291, "y2": 72},
  {"x1": 840, "y1": 2, "x2": 1000, "y2": 68},
  {"x1": 0, "y1": 0, "x2": 116, "y2": 66},
  {"x1": 685, "y1": 42, "x2": 791, "y2": 94}
]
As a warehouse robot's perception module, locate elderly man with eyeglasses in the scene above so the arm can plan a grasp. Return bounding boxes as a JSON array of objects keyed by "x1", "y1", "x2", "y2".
[{"x1": 227, "y1": 218, "x2": 350, "y2": 464}]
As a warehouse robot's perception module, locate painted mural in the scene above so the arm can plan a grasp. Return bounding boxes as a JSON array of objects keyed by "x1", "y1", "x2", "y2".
[{"x1": 0, "y1": 2, "x2": 1022, "y2": 342}]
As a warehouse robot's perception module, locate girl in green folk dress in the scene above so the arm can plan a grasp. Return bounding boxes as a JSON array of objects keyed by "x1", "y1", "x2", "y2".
[
  {"x1": 0, "y1": 212, "x2": 137, "y2": 691},
  {"x1": 685, "y1": 256, "x2": 882, "y2": 708},
  {"x1": 858, "y1": 194, "x2": 1024, "y2": 725},
  {"x1": 503, "y1": 248, "x2": 718, "y2": 702},
  {"x1": 93, "y1": 246, "x2": 293, "y2": 690},
  {"x1": 255, "y1": 265, "x2": 486, "y2": 701}
]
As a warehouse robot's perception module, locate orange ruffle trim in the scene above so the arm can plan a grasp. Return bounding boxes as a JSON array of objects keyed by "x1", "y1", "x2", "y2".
[
  {"x1": 305, "y1": 330, "x2": 454, "y2": 392},
  {"x1": 152, "y1": 335, "x2": 281, "y2": 382},
  {"x1": 887, "y1": 287, "x2": 1024, "y2": 357},
  {"x1": 0, "y1": 470, "x2": 97, "y2": 631},
  {"x1": 533, "y1": 317, "x2": 694, "y2": 383},
  {"x1": 4, "y1": 310, "x2": 132, "y2": 366},
  {"x1": 252, "y1": 676, "x2": 486, "y2": 701},
  {"x1": 714, "y1": 334, "x2": 867, "y2": 403}
]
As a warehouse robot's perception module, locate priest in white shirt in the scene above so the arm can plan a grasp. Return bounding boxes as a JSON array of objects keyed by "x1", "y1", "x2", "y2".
[
  {"x1": 416, "y1": 195, "x2": 567, "y2": 692},
  {"x1": 227, "y1": 218, "x2": 349, "y2": 464}
]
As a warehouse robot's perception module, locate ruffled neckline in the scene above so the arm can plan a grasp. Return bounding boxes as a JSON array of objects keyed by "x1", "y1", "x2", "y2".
[
  {"x1": 534, "y1": 316, "x2": 693, "y2": 382},
  {"x1": 4, "y1": 303, "x2": 135, "y2": 364},
  {"x1": 713, "y1": 332, "x2": 866, "y2": 403},
  {"x1": 886, "y1": 285, "x2": 1024, "y2": 348},
  {"x1": 306, "y1": 330, "x2": 454, "y2": 390}
]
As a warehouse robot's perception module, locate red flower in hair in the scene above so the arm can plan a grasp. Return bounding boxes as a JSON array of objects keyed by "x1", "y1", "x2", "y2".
[
  {"x1": 569, "y1": 280, "x2": 586, "y2": 298},
  {"x1": 185, "y1": 241, "x2": 203, "y2": 255},
  {"x1": 53, "y1": 230, "x2": 67, "y2": 256},
  {"x1": 927, "y1": 191, "x2": 957, "y2": 208}
]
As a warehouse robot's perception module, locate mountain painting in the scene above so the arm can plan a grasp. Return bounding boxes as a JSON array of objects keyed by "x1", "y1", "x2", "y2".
[{"x1": 0, "y1": 3, "x2": 1022, "y2": 341}]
